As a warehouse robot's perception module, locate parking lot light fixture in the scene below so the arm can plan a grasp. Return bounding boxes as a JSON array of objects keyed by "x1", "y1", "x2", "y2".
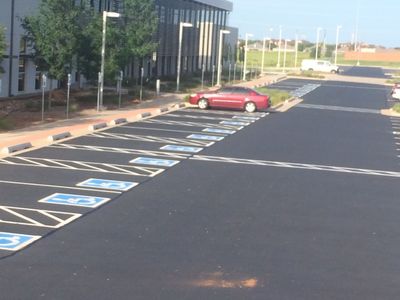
[
  {"x1": 335, "y1": 25, "x2": 342, "y2": 65},
  {"x1": 243, "y1": 33, "x2": 253, "y2": 81},
  {"x1": 283, "y1": 39, "x2": 291, "y2": 72},
  {"x1": 315, "y1": 27, "x2": 322, "y2": 60},
  {"x1": 176, "y1": 22, "x2": 193, "y2": 92},
  {"x1": 99, "y1": 11, "x2": 121, "y2": 111},
  {"x1": 276, "y1": 25, "x2": 282, "y2": 68},
  {"x1": 216, "y1": 29, "x2": 230, "y2": 86},
  {"x1": 261, "y1": 37, "x2": 269, "y2": 74}
]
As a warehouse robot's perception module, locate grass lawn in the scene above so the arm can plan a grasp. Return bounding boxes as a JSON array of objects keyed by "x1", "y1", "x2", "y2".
[
  {"x1": 247, "y1": 50, "x2": 310, "y2": 69},
  {"x1": 245, "y1": 50, "x2": 400, "y2": 70},
  {"x1": 392, "y1": 103, "x2": 400, "y2": 113},
  {"x1": 255, "y1": 87, "x2": 291, "y2": 106}
]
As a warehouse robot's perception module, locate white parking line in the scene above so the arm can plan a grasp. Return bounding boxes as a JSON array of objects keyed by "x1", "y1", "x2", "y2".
[
  {"x1": 297, "y1": 103, "x2": 380, "y2": 114},
  {"x1": 140, "y1": 118, "x2": 244, "y2": 130},
  {"x1": 0, "y1": 180, "x2": 122, "y2": 194},
  {"x1": 0, "y1": 157, "x2": 164, "y2": 177},
  {"x1": 88, "y1": 132, "x2": 215, "y2": 147},
  {"x1": 50, "y1": 144, "x2": 191, "y2": 159},
  {"x1": 162, "y1": 113, "x2": 239, "y2": 121},
  {"x1": 0, "y1": 206, "x2": 81, "y2": 229},
  {"x1": 118, "y1": 126, "x2": 208, "y2": 135},
  {"x1": 191, "y1": 154, "x2": 400, "y2": 178}
]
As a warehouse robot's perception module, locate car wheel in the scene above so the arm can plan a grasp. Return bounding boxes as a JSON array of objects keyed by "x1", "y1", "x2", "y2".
[
  {"x1": 244, "y1": 101, "x2": 257, "y2": 113},
  {"x1": 308, "y1": 68, "x2": 313, "y2": 71},
  {"x1": 198, "y1": 98, "x2": 209, "y2": 110},
  {"x1": 331, "y1": 70, "x2": 337, "y2": 74}
]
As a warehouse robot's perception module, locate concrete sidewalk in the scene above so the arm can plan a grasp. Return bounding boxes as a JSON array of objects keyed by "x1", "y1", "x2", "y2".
[
  {"x1": 0, "y1": 74, "x2": 286, "y2": 156},
  {"x1": 0, "y1": 94, "x2": 186, "y2": 156}
]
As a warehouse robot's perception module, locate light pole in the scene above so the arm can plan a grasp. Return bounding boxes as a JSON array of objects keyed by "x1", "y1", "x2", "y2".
[
  {"x1": 268, "y1": 27, "x2": 273, "y2": 51},
  {"x1": 277, "y1": 25, "x2": 282, "y2": 67},
  {"x1": 243, "y1": 33, "x2": 253, "y2": 81},
  {"x1": 176, "y1": 22, "x2": 193, "y2": 92},
  {"x1": 99, "y1": 11, "x2": 121, "y2": 111},
  {"x1": 261, "y1": 37, "x2": 269, "y2": 74},
  {"x1": 294, "y1": 33, "x2": 299, "y2": 68},
  {"x1": 283, "y1": 39, "x2": 290, "y2": 72},
  {"x1": 315, "y1": 27, "x2": 322, "y2": 60},
  {"x1": 335, "y1": 25, "x2": 342, "y2": 65},
  {"x1": 216, "y1": 29, "x2": 230, "y2": 86}
]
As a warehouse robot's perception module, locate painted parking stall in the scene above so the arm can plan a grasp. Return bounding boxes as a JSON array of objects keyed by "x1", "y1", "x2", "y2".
[{"x1": 0, "y1": 106, "x2": 267, "y2": 254}]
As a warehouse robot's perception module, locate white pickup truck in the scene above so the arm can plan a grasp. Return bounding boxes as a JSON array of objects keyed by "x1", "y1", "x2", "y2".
[{"x1": 301, "y1": 59, "x2": 339, "y2": 73}]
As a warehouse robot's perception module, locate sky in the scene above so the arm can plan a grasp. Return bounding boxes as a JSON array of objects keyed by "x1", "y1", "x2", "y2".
[{"x1": 229, "y1": 0, "x2": 399, "y2": 48}]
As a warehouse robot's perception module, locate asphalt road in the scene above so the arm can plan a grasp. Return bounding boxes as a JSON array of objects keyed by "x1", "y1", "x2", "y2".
[
  {"x1": 1, "y1": 68, "x2": 400, "y2": 299},
  {"x1": 340, "y1": 65, "x2": 389, "y2": 78}
]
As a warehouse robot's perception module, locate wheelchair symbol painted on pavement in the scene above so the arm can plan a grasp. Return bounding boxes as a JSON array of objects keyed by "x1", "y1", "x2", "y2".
[
  {"x1": 39, "y1": 193, "x2": 111, "y2": 208},
  {"x1": 0, "y1": 232, "x2": 41, "y2": 251},
  {"x1": 77, "y1": 178, "x2": 139, "y2": 191}
]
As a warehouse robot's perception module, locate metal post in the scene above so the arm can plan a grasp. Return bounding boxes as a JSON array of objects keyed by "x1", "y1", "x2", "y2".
[
  {"x1": 243, "y1": 33, "x2": 253, "y2": 81},
  {"x1": 176, "y1": 22, "x2": 193, "y2": 92},
  {"x1": 295, "y1": 34, "x2": 299, "y2": 69},
  {"x1": 283, "y1": 40, "x2": 288, "y2": 73},
  {"x1": 99, "y1": 11, "x2": 121, "y2": 111},
  {"x1": 118, "y1": 70, "x2": 123, "y2": 108},
  {"x1": 201, "y1": 64, "x2": 205, "y2": 89},
  {"x1": 233, "y1": 63, "x2": 236, "y2": 82},
  {"x1": 261, "y1": 38, "x2": 266, "y2": 74},
  {"x1": 228, "y1": 63, "x2": 232, "y2": 84},
  {"x1": 335, "y1": 25, "x2": 342, "y2": 65},
  {"x1": 97, "y1": 72, "x2": 101, "y2": 111},
  {"x1": 99, "y1": 12, "x2": 107, "y2": 110},
  {"x1": 156, "y1": 79, "x2": 160, "y2": 96},
  {"x1": 41, "y1": 74, "x2": 46, "y2": 122},
  {"x1": 315, "y1": 27, "x2": 322, "y2": 60},
  {"x1": 277, "y1": 26, "x2": 282, "y2": 68},
  {"x1": 217, "y1": 29, "x2": 230, "y2": 86},
  {"x1": 140, "y1": 67, "x2": 144, "y2": 101},
  {"x1": 211, "y1": 65, "x2": 215, "y2": 87},
  {"x1": 66, "y1": 73, "x2": 71, "y2": 119}
]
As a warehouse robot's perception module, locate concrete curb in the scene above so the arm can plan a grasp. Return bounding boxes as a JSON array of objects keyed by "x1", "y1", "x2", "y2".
[
  {"x1": 89, "y1": 122, "x2": 108, "y2": 131},
  {"x1": 2, "y1": 142, "x2": 33, "y2": 154},
  {"x1": 140, "y1": 112, "x2": 152, "y2": 118},
  {"x1": 48, "y1": 132, "x2": 72, "y2": 142},
  {"x1": 0, "y1": 95, "x2": 242, "y2": 157},
  {"x1": 110, "y1": 118, "x2": 127, "y2": 125}
]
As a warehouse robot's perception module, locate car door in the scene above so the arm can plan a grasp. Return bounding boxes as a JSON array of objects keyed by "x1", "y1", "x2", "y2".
[
  {"x1": 210, "y1": 87, "x2": 237, "y2": 108},
  {"x1": 231, "y1": 87, "x2": 252, "y2": 109}
]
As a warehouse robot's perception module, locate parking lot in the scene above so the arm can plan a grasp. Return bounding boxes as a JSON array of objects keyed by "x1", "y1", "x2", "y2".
[
  {"x1": 2, "y1": 75, "x2": 400, "y2": 299},
  {"x1": 0, "y1": 108, "x2": 268, "y2": 255}
]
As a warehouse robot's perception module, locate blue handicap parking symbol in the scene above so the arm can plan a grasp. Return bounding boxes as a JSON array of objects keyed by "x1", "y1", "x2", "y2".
[
  {"x1": 220, "y1": 121, "x2": 250, "y2": 126},
  {"x1": 187, "y1": 134, "x2": 224, "y2": 141},
  {"x1": 202, "y1": 128, "x2": 236, "y2": 135},
  {"x1": 39, "y1": 193, "x2": 111, "y2": 208},
  {"x1": 77, "y1": 179, "x2": 138, "y2": 191},
  {"x1": 232, "y1": 116, "x2": 259, "y2": 121},
  {"x1": 0, "y1": 232, "x2": 41, "y2": 251},
  {"x1": 130, "y1": 157, "x2": 180, "y2": 167},
  {"x1": 160, "y1": 145, "x2": 203, "y2": 153}
]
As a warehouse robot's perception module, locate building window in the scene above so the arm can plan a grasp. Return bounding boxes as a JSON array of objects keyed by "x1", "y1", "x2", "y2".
[{"x1": 18, "y1": 58, "x2": 26, "y2": 92}]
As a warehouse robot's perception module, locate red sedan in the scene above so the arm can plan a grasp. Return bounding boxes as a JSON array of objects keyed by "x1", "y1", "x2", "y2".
[{"x1": 189, "y1": 86, "x2": 270, "y2": 113}]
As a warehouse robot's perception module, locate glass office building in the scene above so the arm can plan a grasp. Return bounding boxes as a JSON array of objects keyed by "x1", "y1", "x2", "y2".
[{"x1": 0, "y1": 0, "x2": 234, "y2": 97}]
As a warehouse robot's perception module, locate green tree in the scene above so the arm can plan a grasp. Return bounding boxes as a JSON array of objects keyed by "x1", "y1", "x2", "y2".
[
  {"x1": 105, "y1": 0, "x2": 158, "y2": 79},
  {"x1": 21, "y1": 0, "x2": 81, "y2": 81},
  {"x1": 0, "y1": 25, "x2": 6, "y2": 74},
  {"x1": 76, "y1": 6, "x2": 102, "y2": 82}
]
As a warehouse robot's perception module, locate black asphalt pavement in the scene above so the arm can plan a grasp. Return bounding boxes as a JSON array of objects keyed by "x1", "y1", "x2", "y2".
[{"x1": 1, "y1": 67, "x2": 400, "y2": 299}]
